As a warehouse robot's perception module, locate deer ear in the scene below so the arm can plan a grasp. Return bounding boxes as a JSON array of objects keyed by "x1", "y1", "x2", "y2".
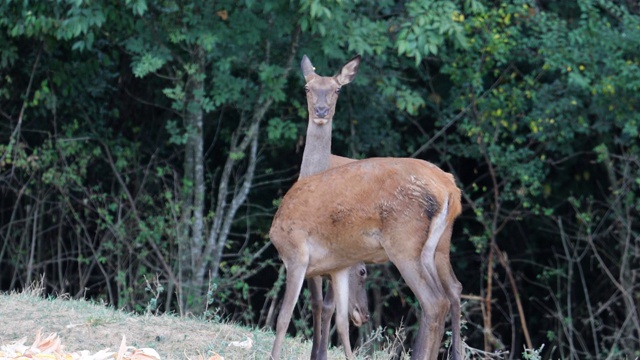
[
  {"x1": 335, "y1": 55, "x2": 361, "y2": 85},
  {"x1": 301, "y1": 55, "x2": 316, "y2": 82}
]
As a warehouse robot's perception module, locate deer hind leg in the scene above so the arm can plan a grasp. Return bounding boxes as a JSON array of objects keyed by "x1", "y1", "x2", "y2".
[
  {"x1": 331, "y1": 267, "x2": 354, "y2": 359},
  {"x1": 386, "y1": 202, "x2": 451, "y2": 359},
  {"x1": 431, "y1": 218, "x2": 464, "y2": 360},
  {"x1": 271, "y1": 260, "x2": 308, "y2": 360},
  {"x1": 420, "y1": 199, "x2": 460, "y2": 359},
  {"x1": 308, "y1": 276, "x2": 324, "y2": 360},
  {"x1": 390, "y1": 254, "x2": 448, "y2": 360},
  {"x1": 436, "y1": 253, "x2": 463, "y2": 360}
]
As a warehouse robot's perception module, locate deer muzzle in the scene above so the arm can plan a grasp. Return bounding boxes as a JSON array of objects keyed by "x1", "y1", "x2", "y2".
[
  {"x1": 350, "y1": 306, "x2": 370, "y2": 327},
  {"x1": 313, "y1": 105, "x2": 330, "y2": 119}
]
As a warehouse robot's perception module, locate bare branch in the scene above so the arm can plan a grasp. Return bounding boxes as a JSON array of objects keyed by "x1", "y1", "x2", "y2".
[{"x1": 1, "y1": 46, "x2": 42, "y2": 166}]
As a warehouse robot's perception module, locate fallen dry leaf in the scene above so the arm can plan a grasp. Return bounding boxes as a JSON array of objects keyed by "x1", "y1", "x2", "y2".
[
  {"x1": 0, "y1": 331, "x2": 162, "y2": 360},
  {"x1": 31, "y1": 331, "x2": 62, "y2": 354},
  {"x1": 0, "y1": 336, "x2": 28, "y2": 356},
  {"x1": 130, "y1": 348, "x2": 160, "y2": 360},
  {"x1": 116, "y1": 334, "x2": 127, "y2": 360},
  {"x1": 227, "y1": 336, "x2": 252, "y2": 349}
]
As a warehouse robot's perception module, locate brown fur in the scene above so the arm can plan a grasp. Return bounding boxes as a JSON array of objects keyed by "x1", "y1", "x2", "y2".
[{"x1": 270, "y1": 157, "x2": 464, "y2": 360}]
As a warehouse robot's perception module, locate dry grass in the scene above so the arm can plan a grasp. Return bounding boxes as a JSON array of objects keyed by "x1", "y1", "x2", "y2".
[{"x1": 0, "y1": 285, "x2": 349, "y2": 359}]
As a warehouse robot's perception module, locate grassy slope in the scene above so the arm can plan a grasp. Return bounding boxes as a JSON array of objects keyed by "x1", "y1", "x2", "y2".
[{"x1": 0, "y1": 288, "x2": 347, "y2": 360}]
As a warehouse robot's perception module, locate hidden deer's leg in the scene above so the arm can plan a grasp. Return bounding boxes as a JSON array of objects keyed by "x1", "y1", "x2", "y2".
[
  {"x1": 331, "y1": 268, "x2": 354, "y2": 359},
  {"x1": 309, "y1": 276, "x2": 324, "y2": 360},
  {"x1": 317, "y1": 283, "x2": 336, "y2": 360}
]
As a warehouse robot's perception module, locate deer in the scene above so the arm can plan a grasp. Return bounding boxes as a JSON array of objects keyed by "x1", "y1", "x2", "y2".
[
  {"x1": 270, "y1": 157, "x2": 464, "y2": 360},
  {"x1": 269, "y1": 55, "x2": 464, "y2": 360},
  {"x1": 296, "y1": 54, "x2": 370, "y2": 360}
]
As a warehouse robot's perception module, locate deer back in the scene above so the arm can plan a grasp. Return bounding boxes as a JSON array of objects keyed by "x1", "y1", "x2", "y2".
[{"x1": 270, "y1": 157, "x2": 461, "y2": 276}]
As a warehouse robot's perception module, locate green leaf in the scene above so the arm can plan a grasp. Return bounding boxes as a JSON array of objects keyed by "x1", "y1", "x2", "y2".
[
  {"x1": 132, "y1": 53, "x2": 167, "y2": 78},
  {"x1": 229, "y1": 151, "x2": 245, "y2": 161}
]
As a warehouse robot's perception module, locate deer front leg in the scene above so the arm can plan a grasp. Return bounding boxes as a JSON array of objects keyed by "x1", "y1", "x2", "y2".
[
  {"x1": 271, "y1": 262, "x2": 308, "y2": 360},
  {"x1": 331, "y1": 268, "x2": 354, "y2": 359},
  {"x1": 308, "y1": 276, "x2": 324, "y2": 360}
]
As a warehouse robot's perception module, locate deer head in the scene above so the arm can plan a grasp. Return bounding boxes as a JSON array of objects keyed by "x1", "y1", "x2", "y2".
[
  {"x1": 298, "y1": 55, "x2": 361, "y2": 179},
  {"x1": 301, "y1": 55, "x2": 360, "y2": 125},
  {"x1": 347, "y1": 263, "x2": 368, "y2": 326}
]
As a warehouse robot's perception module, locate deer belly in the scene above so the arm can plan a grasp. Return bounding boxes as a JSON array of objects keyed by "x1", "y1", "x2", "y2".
[
  {"x1": 305, "y1": 230, "x2": 387, "y2": 277},
  {"x1": 359, "y1": 228, "x2": 389, "y2": 263},
  {"x1": 305, "y1": 239, "x2": 355, "y2": 276}
]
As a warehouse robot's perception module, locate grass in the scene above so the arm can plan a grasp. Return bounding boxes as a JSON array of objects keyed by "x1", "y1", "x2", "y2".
[
  {"x1": 5, "y1": 285, "x2": 505, "y2": 359},
  {"x1": 0, "y1": 285, "x2": 350, "y2": 359}
]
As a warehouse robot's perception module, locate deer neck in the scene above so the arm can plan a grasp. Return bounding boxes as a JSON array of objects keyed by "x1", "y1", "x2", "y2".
[{"x1": 299, "y1": 119, "x2": 332, "y2": 178}]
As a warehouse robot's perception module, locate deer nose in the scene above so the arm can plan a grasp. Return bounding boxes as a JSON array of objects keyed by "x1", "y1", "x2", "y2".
[{"x1": 314, "y1": 106, "x2": 330, "y2": 118}]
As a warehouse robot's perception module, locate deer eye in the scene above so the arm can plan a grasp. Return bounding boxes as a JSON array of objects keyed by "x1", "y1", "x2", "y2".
[
  {"x1": 359, "y1": 268, "x2": 367, "y2": 277},
  {"x1": 335, "y1": 87, "x2": 341, "y2": 94},
  {"x1": 304, "y1": 85, "x2": 310, "y2": 93}
]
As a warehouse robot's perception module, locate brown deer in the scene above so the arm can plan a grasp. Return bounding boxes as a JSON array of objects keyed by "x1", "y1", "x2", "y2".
[
  {"x1": 270, "y1": 157, "x2": 464, "y2": 360},
  {"x1": 296, "y1": 55, "x2": 369, "y2": 360},
  {"x1": 270, "y1": 55, "x2": 463, "y2": 360}
]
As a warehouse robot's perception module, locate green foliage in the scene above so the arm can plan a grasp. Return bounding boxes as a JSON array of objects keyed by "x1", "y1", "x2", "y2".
[
  {"x1": 397, "y1": 0, "x2": 468, "y2": 63},
  {"x1": 522, "y1": 344, "x2": 545, "y2": 360},
  {"x1": 266, "y1": 118, "x2": 297, "y2": 144},
  {"x1": 125, "y1": 0, "x2": 148, "y2": 16},
  {"x1": 258, "y1": 64, "x2": 287, "y2": 103},
  {"x1": 165, "y1": 120, "x2": 188, "y2": 145}
]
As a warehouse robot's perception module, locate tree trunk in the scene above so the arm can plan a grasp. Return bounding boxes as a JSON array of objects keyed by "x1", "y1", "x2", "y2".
[
  {"x1": 180, "y1": 27, "x2": 300, "y2": 313},
  {"x1": 179, "y1": 45, "x2": 207, "y2": 313}
]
